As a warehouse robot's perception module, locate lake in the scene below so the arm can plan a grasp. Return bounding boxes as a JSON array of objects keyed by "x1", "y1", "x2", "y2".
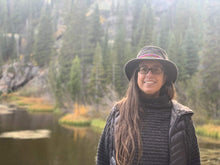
[{"x1": 0, "y1": 108, "x2": 219, "y2": 165}]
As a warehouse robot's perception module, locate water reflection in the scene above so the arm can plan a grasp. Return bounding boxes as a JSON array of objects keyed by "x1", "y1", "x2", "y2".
[
  {"x1": 0, "y1": 109, "x2": 55, "y2": 131},
  {"x1": 49, "y1": 126, "x2": 100, "y2": 165},
  {"x1": 0, "y1": 138, "x2": 50, "y2": 165}
]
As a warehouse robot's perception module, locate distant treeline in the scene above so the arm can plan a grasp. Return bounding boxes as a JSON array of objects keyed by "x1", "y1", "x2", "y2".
[{"x1": 0, "y1": 0, "x2": 219, "y2": 120}]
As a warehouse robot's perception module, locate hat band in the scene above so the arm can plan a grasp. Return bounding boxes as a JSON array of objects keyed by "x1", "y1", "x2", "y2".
[{"x1": 138, "y1": 54, "x2": 163, "y2": 59}]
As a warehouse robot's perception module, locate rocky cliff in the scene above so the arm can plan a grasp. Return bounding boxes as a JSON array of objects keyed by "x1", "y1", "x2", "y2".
[{"x1": 0, "y1": 61, "x2": 39, "y2": 93}]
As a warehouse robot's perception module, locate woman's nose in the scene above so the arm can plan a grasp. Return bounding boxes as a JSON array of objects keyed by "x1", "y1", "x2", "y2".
[{"x1": 145, "y1": 69, "x2": 153, "y2": 76}]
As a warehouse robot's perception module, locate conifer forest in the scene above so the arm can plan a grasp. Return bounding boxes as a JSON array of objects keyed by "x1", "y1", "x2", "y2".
[{"x1": 0, "y1": 0, "x2": 219, "y2": 122}]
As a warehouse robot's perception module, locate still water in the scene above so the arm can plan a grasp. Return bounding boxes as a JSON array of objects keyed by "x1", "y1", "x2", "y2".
[{"x1": 0, "y1": 108, "x2": 219, "y2": 165}]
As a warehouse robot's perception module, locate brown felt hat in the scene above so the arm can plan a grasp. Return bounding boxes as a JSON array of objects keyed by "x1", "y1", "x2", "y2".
[{"x1": 124, "y1": 45, "x2": 178, "y2": 82}]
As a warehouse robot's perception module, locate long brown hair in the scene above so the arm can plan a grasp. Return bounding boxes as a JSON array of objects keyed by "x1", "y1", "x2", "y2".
[{"x1": 115, "y1": 68, "x2": 176, "y2": 165}]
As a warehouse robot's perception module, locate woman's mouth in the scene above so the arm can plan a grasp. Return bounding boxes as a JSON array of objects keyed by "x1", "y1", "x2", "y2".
[{"x1": 144, "y1": 81, "x2": 155, "y2": 84}]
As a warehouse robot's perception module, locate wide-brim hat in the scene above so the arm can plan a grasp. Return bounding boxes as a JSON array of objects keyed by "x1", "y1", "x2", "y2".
[{"x1": 124, "y1": 46, "x2": 178, "y2": 82}]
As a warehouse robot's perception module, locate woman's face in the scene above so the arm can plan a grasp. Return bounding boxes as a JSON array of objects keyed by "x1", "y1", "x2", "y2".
[{"x1": 137, "y1": 60, "x2": 166, "y2": 97}]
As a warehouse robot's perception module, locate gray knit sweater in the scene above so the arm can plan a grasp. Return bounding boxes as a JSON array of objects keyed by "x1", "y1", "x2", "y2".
[{"x1": 135, "y1": 95, "x2": 171, "y2": 164}]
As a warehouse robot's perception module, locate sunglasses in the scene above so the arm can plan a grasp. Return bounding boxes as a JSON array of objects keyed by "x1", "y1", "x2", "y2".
[{"x1": 138, "y1": 65, "x2": 164, "y2": 75}]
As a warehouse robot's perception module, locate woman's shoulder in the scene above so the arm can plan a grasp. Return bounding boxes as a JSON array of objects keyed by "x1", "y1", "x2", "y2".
[
  {"x1": 170, "y1": 100, "x2": 195, "y2": 132},
  {"x1": 105, "y1": 104, "x2": 119, "y2": 125},
  {"x1": 171, "y1": 100, "x2": 194, "y2": 116},
  {"x1": 110, "y1": 104, "x2": 119, "y2": 117}
]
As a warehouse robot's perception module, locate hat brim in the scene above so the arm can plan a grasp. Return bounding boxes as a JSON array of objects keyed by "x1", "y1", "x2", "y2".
[{"x1": 124, "y1": 58, "x2": 178, "y2": 82}]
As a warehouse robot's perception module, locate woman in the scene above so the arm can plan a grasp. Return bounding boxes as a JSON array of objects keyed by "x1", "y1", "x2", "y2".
[{"x1": 96, "y1": 46, "x2": 200, "y2": 165}]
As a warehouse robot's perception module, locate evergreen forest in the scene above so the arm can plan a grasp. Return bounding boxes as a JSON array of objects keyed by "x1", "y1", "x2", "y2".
[{"x1": 0, "y1": 0, "x2": 219, "y2": 122}]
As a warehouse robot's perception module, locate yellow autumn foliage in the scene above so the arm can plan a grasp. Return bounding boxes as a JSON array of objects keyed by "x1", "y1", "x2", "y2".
[{"x1": 73, "y1": 102, "x2": 89, "y2": 116}]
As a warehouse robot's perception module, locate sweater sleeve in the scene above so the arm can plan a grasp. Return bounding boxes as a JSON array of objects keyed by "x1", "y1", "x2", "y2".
[
  {"x1": 186, "y1": 116, "x2": 201, "y2": 165},
  {"x1": 96, "y1": 108, "x2": 116, "y2": 165}
]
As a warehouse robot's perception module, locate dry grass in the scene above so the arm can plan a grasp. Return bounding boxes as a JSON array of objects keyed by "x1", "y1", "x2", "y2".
[
  {"x1": 73, "y1": 103, "x2": 89, "y2": 116},
  {"x1": 3, "y1": 93, "x2": 54, "y2": 112},
  {"x1": 59, "y1": 114, "x2": 91, "y2": 126},
  {"x1": 17, "y1": 97, "x2": 45, "y2": 105},
  {"x1": 27, "y1": 103, "x2": 54, "y2": 112}
]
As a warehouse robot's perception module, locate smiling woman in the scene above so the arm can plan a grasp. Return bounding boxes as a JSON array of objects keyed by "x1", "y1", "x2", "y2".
[{"x1": 96, "y1": 46, "x2": 201, "y2": 165}]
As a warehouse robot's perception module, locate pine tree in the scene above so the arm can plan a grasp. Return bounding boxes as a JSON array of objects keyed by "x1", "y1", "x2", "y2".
[
  {"x1": 33, "y1": 8, "x2": 54, "y2": 67},
  {"x1": 158, "y1": 12, "x2": 171, "y2": 50},
  {"x1": 0, "y1": 34, "x2": 5, "y2": 63},
  {"x1": 58, "y1": 15, "x2": 76, "y2": 87},
  {"x1": 48, "y1": 59, "x2": 64, "y2": 108},
  {"x1": 24, "y1": 23, "x2": 34, "y2": 63},
  {"x1": 135, "y1": 3, "x2": 155, "y2": 50},
  {"x1": 89, "y1": 43, "x2": 105, "y2": 109},
  {"x1": 167, "y1": 32, "x2": 178, "y2": 63},
  {"x1": 167, "y1": 31, "x2": 187, "y2": 81},
  {"x1": 113, "y1": 8, "x2": 128, "y2": 96},
  {"x1": 102, "y1": 28, "x2": 112, "y2": 84},
  {"x1": 131, "y1": 0, "x2": 145, "y2": 47},
  {"x1": 0, "y1": 0, "x2": 7, "y2": 32},
  {"x1": 23, "y1": 0, "x2": 37, "y2": 63},
  {"x1": 11, "y1": 0, "x2": 29, "y2": 33},
  {"x1": 172, "y1": 0, "x2": 191, "y2": 41},
  {"x1": 68, "y1": 56, "x2": 82, "y2": 103},
  {"x1": 0, "y1": 34, "x2": 16, "y2": 62},
  {"x1": 8, "y1": 34, "x2": 17, "y2": 59},
  {"x1": 87, "y1": 4, "x2": 102, "y2": 62},
  {"x1": 182, "y1": 20, "x2": 200, "y2": 78}
]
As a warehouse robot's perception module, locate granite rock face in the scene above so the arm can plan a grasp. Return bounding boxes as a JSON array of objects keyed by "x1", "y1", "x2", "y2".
[{"x1": 0, "y1": 62, "x2": 39, "y2": 93}]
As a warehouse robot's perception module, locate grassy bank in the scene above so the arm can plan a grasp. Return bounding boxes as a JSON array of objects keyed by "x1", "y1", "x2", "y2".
[
  {"x1": 59, "y1": 114, "x2": 91, "y2": 127},
  {"x1": 59, "y1": 103, "x2": 94, "y2": 127},
  {"x1": 59, "y1": 112, "x2": 106, "y2": 131},
  {"x1": 59, "y1": 104, "x2": 106, "y2": 131},
  {"x1": 90, "y1": 119, "x2": 106, "y2": 132},
  {"x1": 0, "y1": 93, "x2": 54, "y2": 112},
  {"x1": 196, "y1": 124, "x2": 220, "y2": 139},
  {"x1": 59, "y1": 116, "x2": 106, "y2": 132}
]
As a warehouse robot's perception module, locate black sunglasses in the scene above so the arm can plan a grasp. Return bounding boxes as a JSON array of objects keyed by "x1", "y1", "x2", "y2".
[{"x1": 138, "y1": 65, "x2": 164, "y2": 75}]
